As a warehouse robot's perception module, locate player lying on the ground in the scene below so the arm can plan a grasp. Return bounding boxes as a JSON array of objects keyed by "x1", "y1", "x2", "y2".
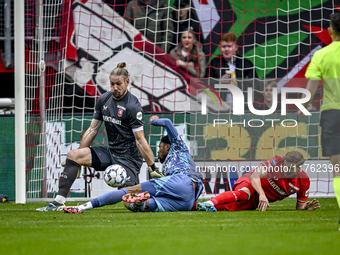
[
  {"x1": 196, "y1": 151, "x2": 320, "y2": 212},
  {"x1": 63, "y1": 116, "x2": 204, "y2": 213}
]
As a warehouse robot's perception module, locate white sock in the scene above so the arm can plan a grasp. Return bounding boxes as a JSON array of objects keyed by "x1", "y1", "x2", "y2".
[
  {"x1": 206, "y1": 200, "x2": 214, "y2": 206},
  {"x1": 79, "y1": 201, "x2": 93, "y2": 211},
  {"x1": 55, "y1": 195, "x2": 66, "y2": 204}
]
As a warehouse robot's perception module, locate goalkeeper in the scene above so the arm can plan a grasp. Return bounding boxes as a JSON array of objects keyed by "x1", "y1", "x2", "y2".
[
  {"x1": 63, "y1": 116, "x2": 204, "y2": 213},
  {"x1": 37, "y1": 62, "x2": 156, "y2": 212}
]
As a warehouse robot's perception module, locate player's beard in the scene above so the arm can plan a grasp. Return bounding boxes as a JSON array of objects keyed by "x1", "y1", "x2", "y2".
[
  {"x1": 158, "y1": 155, "x2": 165, "y2": 164},
  {"x1": 112, "y1": 89, "x2": 127, "y2": 100}
]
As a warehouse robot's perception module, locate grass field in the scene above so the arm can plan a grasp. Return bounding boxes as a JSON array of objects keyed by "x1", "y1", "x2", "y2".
[{"x1": 0, "y1": 198, "x2": 339, "y2": 255}]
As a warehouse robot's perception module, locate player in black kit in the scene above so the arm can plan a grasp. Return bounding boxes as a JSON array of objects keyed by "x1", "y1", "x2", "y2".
[{"x1": 37, "y1": 62, "x2": 156, "y2": 211}]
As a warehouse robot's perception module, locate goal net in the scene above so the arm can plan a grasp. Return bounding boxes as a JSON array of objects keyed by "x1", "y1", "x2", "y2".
[{"x1": 24, "y1": 0, "x2": 339, "y2": 201}]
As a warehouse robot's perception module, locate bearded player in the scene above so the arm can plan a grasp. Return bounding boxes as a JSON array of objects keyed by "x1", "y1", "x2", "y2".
[
  {"x1": 197, "y1": 151, "x2": 320, "y2": 212},
  {"x1": 37, "y1": 62, "x2": 156, "y2": 211}
]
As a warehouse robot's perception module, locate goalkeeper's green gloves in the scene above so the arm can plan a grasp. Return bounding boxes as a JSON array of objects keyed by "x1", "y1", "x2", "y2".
[{"x1": 148, "y1": 164, "x2": 164, "y2": 179}]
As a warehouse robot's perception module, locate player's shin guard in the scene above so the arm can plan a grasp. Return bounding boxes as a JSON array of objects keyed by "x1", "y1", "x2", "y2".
[
  {"x1": 57, "y1": 159, "x2": 80, "y2": 197},
  {"x1": 333, "y1": 177, "x2": 340, "y2": 210}
]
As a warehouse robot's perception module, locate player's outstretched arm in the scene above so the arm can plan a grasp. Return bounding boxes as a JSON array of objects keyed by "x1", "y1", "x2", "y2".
[
  {"x1": 250, "y1": 166, "x2": 270, "y2": 212},
  {"x1": 59, "y1": 118, "x2": 102, "y2": 168},
  {"x1": 134, "y1": 129, "x2": 155, "y2": 167},
  {"x1": 149, "y1": 115, "x2": 179, "y2": 140},
  {"x1": 79, "y1": 119, "x2": 103, "y2": 148},
  {"x1": 296, "y1": 199, "x2": 320, "y2": 210}
]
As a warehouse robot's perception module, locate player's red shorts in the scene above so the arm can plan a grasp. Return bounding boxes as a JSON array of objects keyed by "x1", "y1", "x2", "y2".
[{"x1": 222, "y1": 176, "x2": 259, "y2": 211}]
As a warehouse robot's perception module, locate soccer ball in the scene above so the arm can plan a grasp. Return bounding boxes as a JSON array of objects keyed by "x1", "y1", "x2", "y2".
[{"x1": 104, "y1": 164, "x2": 127, "y2": 187}]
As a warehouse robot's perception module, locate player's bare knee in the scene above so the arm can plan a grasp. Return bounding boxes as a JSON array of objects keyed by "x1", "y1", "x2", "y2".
[
  {"x1": 67, "y1": 147, "x2": 91, "y2": 165},
  {"x1": 66, "y1": 150, "x2": 77, "y2": 161}
]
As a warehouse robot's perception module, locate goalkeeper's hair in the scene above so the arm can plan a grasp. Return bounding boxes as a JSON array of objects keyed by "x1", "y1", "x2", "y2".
[
  {"x1": 110, "y1": 62, "x2": 130, "y2": 81},
  {"x1": 161, "y1": 135, "x2": 171, "y2": 145},
  {"x1": 330, "y1": 13, "x2": 340, "y2": 36},
  {"x1": 284, "y1": 151, "x2": 305, "y2": 166}
]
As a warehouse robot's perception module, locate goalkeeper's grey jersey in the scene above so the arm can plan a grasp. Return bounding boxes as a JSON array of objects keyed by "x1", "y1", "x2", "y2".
[{"x1": 93, "y1": 91, "x2": 144, "y2": 157}]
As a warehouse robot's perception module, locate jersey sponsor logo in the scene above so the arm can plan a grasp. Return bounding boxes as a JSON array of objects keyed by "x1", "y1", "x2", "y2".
[
  {"x1": 118, "y1": 109, "x2": 124, "y2": 117},
  {"x1": 271, "y1": 159, "x2": 277, "y2": 166},
  {"x1": 103, "y1": 115, "x2": 121, "y2": 125},
  {"x1": 267, "y1": 177, "x2": 287, "y2": 196},
  {"x1": 137, "y1": 112, "x2": 142, "y2": 121},
  {"x1": 103, "y1": 105, "x2": 108, "y2": 111},
  {"x1": 117, "y1": 105, "x2": 126, "y2": 110}
]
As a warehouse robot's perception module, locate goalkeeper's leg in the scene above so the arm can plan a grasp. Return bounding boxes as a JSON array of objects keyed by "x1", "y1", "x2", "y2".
[
  {"x1": 36, "y1": 148, "x2": 91, "y2": 212},
  {"x1": 57, "y1": 148, "x2": 92, "y2": 202}
]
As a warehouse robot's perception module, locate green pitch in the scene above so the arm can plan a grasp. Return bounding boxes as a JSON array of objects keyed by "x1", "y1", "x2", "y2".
[{"x1": 0, "y1": 198, "x2": 339, "y2": 255}]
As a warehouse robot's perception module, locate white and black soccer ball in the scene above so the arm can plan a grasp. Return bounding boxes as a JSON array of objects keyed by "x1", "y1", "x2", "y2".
[{"x1": 104, "y1": 164, "x2": 127, "y2": 187}]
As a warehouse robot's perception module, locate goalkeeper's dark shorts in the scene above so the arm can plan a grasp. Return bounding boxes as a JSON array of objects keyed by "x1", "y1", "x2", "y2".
[
  {"x1": 90, "y1": 146, "x2": 143, "y2": 186},
  {"x1": 320, "y1": 109, "x2": 340, "y2": 157}
]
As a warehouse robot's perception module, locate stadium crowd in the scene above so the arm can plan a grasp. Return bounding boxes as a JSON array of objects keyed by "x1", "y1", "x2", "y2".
[{"x1": 103, "y1": 0, "x2": 296, "y2": 111}]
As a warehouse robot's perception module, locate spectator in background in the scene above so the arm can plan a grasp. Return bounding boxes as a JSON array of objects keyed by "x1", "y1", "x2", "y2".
[
  {"x1": 207, "y1": 33, "x2": 259, "y2": 105},
  {"x1": 170, "y1": 0, "x2": 202, "y2": 52},
  {"x1": 125, "y1": 0, "x2": 173, "y2": 52},
  {"x1": 253, "y1": 80, "x2": 281, "y2": 111},
  {"x1": 104, "y1": 0, "x2": 128, "y2": 16},
  {"x1": 170, "y1": 30, "x2": 206, "y2": 78}
]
